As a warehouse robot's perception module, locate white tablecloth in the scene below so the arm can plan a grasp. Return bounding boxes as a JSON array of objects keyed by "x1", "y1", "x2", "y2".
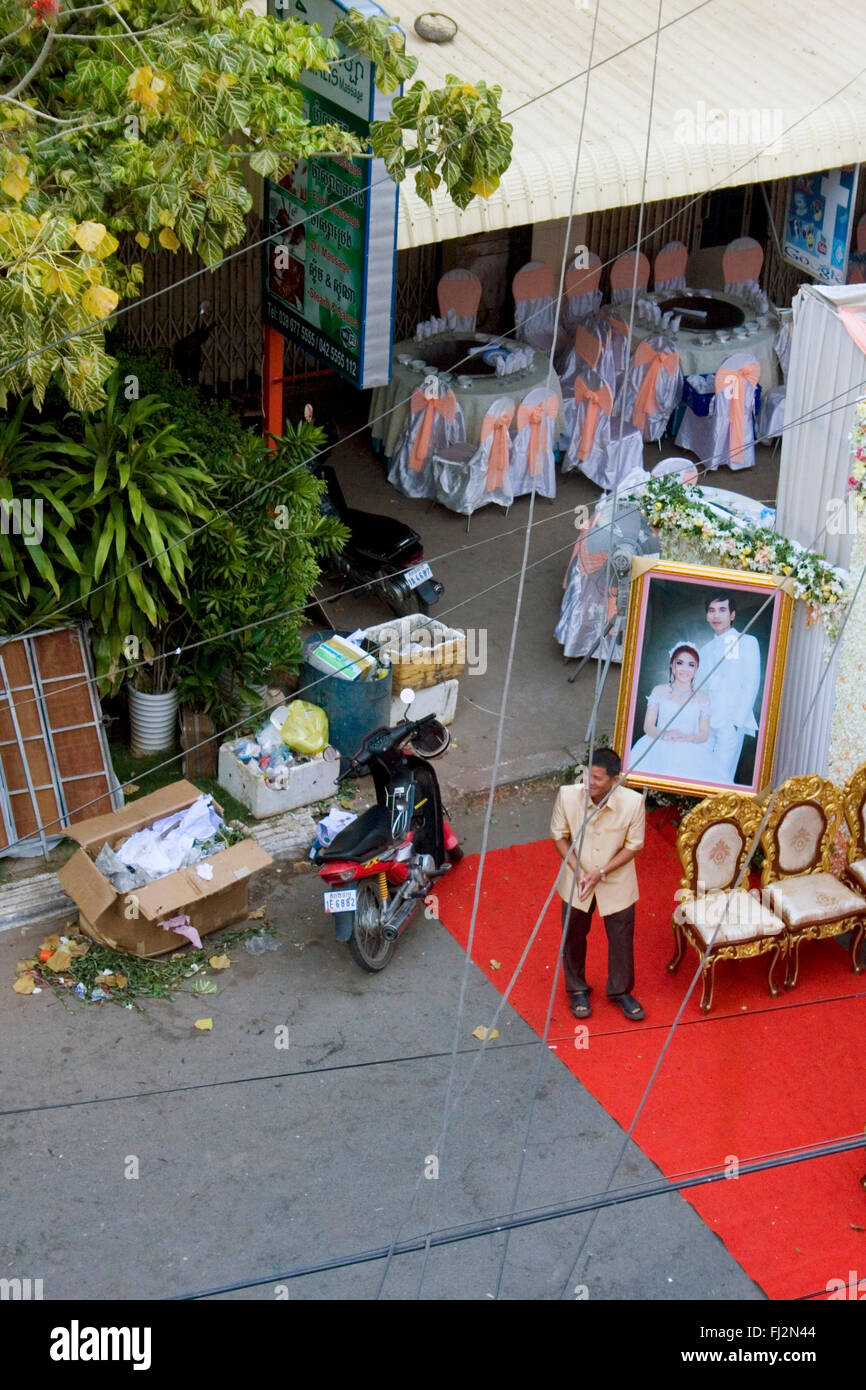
[
  {"x1": 630, "y1": 291, "x2": 780, "y2": 388},
  {"x1": 369, "y1": 335, "x2": 566, "y2": 459}
]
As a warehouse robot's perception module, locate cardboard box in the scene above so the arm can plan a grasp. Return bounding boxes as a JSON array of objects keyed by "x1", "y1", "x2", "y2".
[{"x1": 57, "y1": 781, "x2": 273, "y2": 958}]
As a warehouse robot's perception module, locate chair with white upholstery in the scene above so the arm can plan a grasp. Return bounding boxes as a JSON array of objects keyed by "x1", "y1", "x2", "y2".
[
  {"x1": 563, "y1": 253, "x2": 602, "y2": 329},
  {"x1": 513, "y1": 262, "x2": 556, "y2": 345},
  {"x1": 761, "y1": 776, "x2": 866, "y2": 990},
  {"x1": 619, "y1": 333, "x2": 682, "y2": 443},
  {"x1": 562, "y1": 366, "x2": 645, "y2": 491},
  {"x1": 668, "y1": 794, "x2": 787, "y2": 1013},
  {"x1": 432, "y1": 395, "x2": 515, "y2": 529},
  {"x1": 757, "y1": 318, "x2": 791, "y2": 447},
  {"x1": 437, "y1": 268, "x2": 482, "y2": 331},
  {"x1": 510, "y1": 388, "x2": 558, "y2": 500},
  {"x1": 560, "y1": 316, "x2": 616, "y2": 419},
  {"x1": 609, "y1": 250, "x2": 651, "y2": 304},
  {"x1": 676, "y1": 353, "x2": 760, "y2": 471},
  {"x1": 388, "y1": 378, "x2": 466, "y2": 501},
  {"x1": 650, "y1": 456, "x2": 699, "y2": 484},
  {"x1": 722, "y1": 236, "x2": 764, "y2": 296},
  {"x1": 842, "y1": 766, "x2": 866, "y2": 956},
  {"x1": 653, "y1": 240, "x2": 688, "y2": 292}
]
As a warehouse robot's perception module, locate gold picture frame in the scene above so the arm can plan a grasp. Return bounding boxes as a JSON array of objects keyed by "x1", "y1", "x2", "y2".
[{"x1": 613, "y1": 560, "x2": 793, "y2": 797}]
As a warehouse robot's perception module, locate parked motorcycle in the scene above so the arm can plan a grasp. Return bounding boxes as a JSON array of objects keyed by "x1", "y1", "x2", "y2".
[
  {"x1": 311, "y1": 458, "x2": 444, "y2": 618},
  {"x1": 314, "y1": 690, "x2": 462, "y2": 971}
]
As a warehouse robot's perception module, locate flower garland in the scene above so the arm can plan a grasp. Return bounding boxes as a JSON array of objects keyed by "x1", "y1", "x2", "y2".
[
  {"x1": 848, "y1": 397, "x2": 866, "y2": 510},
  {"x1": 638, "y1": 478, "x2": 851, "y2": 638}
]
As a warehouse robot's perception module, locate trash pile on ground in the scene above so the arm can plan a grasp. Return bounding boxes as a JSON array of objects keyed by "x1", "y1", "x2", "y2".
[
  {"x1": 233, "y1": 700, "x2": 334, "y2": 789},
  {"x1": 92, "y1": 793, "x2": 244, "y2": 892},
  {"x1": 12, "y1": 919, "x2": 278, "y2": 1009},
  {"x1": 306, "y1": 632, "x2": 390, "y2": 684}
]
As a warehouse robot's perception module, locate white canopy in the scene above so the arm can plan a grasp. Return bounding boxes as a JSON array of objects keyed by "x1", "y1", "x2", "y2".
[{"x1": 395, "y1": 0, "x2": 866, "y2": 248}]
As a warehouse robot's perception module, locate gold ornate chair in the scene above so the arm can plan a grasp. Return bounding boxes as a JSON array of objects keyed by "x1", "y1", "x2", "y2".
[
  {"x1": 840, "y1": 763, "x2": 866, "y2": 969},
  {"x1": 668, "y1": 793, "x2": 787, "y2": 1013},
  {"x1": 760, "y1": 775, "x2": 866, "y2": 989}
]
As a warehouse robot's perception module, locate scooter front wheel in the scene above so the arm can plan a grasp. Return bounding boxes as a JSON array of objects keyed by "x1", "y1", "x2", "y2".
[{"x1": 348, "y1": 879, "x2": 396, "y2": 972}]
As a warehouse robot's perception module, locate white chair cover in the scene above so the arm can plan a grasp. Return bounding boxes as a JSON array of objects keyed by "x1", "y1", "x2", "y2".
[
  {"x1": 653, "y1": 240, "x2": 688, "y2": 292},
  {"x1": 619, "y1": 332, "x2": 682, "y2": 441},
  {"x1": 388, "y1": 379, "x2": 466, "y2": 500},
  {"x1": 650, "y1": 456, "x2": 700, "y2": 484},
  {"x1": 432, "y1": 395, "x2": 515, "y2": 517},
  {"x1": 556, "y1": 498, "x2": 658, "y2": 662},
  {"x1": 757, "y1": 385, "x2": 786, "y2": 441},
  {"x1": 708, "y1": 352, "x2": 760, "y2": 470},
  {"x1": 599, "y1": 308, "x2": 630, "y2": 397},
  {"x1": 510, "y1": 386, "x2": 558, "y2": 500},
  {"x1": 513, "y1": 261, "x2": 557, "y2": 345},
  {"x1": 674, "y1": 374, "x2": 716, "y2": 464},
  {"x1": 563, "y1": 253, "x2": 603, "y2": 329},
  {"x1": 563, "y1": 365, "x2": 645, "y2": 491}
]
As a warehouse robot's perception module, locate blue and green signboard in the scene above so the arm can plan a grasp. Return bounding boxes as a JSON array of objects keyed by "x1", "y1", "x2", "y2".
[{"x1": 263, "y1": 0, "x2": 399, "y2": 388}]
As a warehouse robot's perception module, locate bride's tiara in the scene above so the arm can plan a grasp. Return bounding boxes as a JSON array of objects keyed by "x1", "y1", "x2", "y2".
[{"x1": 668, "y1": 642, "x2": 699, "y2": 660}]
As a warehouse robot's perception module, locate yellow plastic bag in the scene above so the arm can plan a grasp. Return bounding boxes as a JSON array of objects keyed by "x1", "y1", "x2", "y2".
[{"x1": 280, "y1": 700, "x2": 329, "y2": 756}]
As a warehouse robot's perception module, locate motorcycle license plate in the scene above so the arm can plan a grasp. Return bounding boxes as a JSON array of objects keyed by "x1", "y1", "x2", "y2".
[
  {"x1": 323, "y1": 888, "x2": 357, "y2": 914},
  {"x1": 405, "y1": 562, "x2": 433, "y2": 591}
]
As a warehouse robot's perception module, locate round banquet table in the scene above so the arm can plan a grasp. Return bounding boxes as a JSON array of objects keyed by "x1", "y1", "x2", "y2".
[
  {"x1": 369, "y1": 334, "x2": 566, "y2": 460},
  {"x1": 629, "y1": 289, "x2": 780, "y2": 387}
]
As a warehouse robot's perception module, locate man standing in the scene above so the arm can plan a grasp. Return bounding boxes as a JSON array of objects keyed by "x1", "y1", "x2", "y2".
[
  {"x1": 699, "y1": 592, "x2": 761, "y2": 784},
  {"x1": 550, "y1": 749, "x2": 646, "y2": 1021}
]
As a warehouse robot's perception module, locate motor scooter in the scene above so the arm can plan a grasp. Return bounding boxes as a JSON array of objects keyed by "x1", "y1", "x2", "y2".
[
  {"x1": 311, "y1": 457, "x2": 444, "y2": 618},
  {"x1": 313, "y1": 691, "x2": 462, "y2": 971}
]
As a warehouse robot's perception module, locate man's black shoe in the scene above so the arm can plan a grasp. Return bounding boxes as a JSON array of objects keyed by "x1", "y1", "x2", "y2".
[
  {"x1": 611, "y1": 993, "x2": 645, "y2": 1021},
  {"x1": 569, "y1": 989, "x2": 593, "y2": 1018}
]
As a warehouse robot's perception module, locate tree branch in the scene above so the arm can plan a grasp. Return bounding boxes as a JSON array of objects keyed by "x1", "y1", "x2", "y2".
[{"x1": 5, "y1": 29, "x2": 55, "y2": 101}]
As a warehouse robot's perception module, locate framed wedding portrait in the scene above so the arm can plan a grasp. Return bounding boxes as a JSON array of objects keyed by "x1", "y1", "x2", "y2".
[{"x1": 613, "y1": 561, "x2": 794, "y2": 797}]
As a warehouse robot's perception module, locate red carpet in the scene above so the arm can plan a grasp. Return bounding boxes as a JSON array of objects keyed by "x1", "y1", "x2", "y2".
[{"x1": 437, "y1": 811, "x2": 866, "y2": 1300}]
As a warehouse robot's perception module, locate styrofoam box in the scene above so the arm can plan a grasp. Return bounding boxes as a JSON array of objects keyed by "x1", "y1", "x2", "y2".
[
  {"x1": 218, "y1": 740, "x2": 338, "y2": 819},
  {"x1": 390, "y1": 679, "x2": 458, "y2": 727}
]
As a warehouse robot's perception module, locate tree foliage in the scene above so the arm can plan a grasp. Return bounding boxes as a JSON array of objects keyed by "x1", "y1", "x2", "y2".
[{"x1": 0, "y1": 0, "x2": 513, "y2": 409}]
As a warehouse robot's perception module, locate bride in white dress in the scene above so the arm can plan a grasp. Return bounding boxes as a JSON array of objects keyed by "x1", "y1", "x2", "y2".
[{"x1": 628, "y1": 643, "x2": 719, "y2": 782}]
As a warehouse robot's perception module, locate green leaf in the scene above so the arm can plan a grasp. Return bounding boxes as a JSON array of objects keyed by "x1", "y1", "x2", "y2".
[{"x1": 93, "y1": 512, "x2": 116, "y2": 579}]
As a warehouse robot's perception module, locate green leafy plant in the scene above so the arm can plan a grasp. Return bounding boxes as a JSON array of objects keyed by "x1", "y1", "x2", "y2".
[
  {"x1": 0, "y1": 0, "x2": 513, "y2": 409},
  {"x1": 0, "y1": 378, "x2": 212, "y2": 687}
]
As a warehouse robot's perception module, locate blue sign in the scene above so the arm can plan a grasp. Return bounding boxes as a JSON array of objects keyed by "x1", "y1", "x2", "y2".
[{"x1": 782, "y1": 166, "x2": 860, "y2": 286}]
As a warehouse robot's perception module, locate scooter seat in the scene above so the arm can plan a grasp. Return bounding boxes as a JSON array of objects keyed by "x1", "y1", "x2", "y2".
[
  {"x1": 344, "y1": 508, "x2": 422, "y2": 563},
  {"x1": 317, "y1": 805, "x2": 395, "y2": 862}
]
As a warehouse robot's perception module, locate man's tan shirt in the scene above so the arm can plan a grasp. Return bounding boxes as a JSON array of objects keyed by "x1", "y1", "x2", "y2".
[{"x1": 550, "y1": 778, "x2": 645, "y2": 912}]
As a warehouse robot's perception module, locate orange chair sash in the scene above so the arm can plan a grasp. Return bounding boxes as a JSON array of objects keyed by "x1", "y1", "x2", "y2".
[
  {"x1": 516, "y1": 394, "x2": 558, "y2": 475},
  {"x1": 632, "y1": 341, "x2": 678, "y2": 432},
  {"x1": 481, "y1": 404, "x2": 515, "y2": 491},
  {"x1": 714, "y1": 360, "x2": 760, "y2": 464},
  {"x1": 573, "y1": 377, "x2": 613, "y2": 461},
  {"x1": 409, "y1": 388, "x2": 457, "y2": 472}
]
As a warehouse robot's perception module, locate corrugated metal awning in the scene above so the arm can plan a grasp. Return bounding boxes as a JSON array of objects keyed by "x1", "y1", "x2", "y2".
[{"x1": 395, "y1": 0, "x2": 866, "y2": 248}]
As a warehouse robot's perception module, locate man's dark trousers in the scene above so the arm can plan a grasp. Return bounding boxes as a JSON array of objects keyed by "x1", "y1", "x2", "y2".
[{"x1": 561, "y1": 896, "x2": 635, "y2": 999}]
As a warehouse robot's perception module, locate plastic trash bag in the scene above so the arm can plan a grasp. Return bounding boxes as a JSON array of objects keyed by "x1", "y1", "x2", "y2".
[{"x1": 280, "y1": 700, "x2": 328, "y2": 756}]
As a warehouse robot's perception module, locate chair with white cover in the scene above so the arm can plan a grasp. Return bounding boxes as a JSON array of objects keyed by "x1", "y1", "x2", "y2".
[
  {"x1": 761, "y1": 776, "x2": 866, "y2": 989},
  {"x1": 510, "y1": 388, "x2": 558, "y2": 500},
  {"x1": 668, "y1": 794, "x2": 787, "y2": 1013},
  {"x1": 619, "y1": 333, "x2": 682, "y2": 442},
  {"x1": 513, "y1": 262, "x2": 556, "y2": 346},
  {"x1": 560, "y1": 317, "x2": 615, "y2": 423},
  {"x1": 432, "y1": 395, "x2": 515, "y2": 529},
  {"x1": 757, "y1": 319, "x2": 791, "y2": 446},
  {"x1": 650, "y1": 456, "x2": 699, "y2": 484},
  {"x1": 563, "y1": 366, "x2": 645, "y2": 491},
  {"x1": 653, "y1": 240, "x2": 688, "y2": 292},
  {"x1": 563, "y1": 254, "x2": 602, "y2": 329},
  {"x1": 437, "y1": 268, "x2": 482, "y2": 331},
  {"x1": 599, "y1": 307, "x2": 630, "y2": 396},
  {"x1": 722, "y1": 236, "x2": 764, "y2": 296},
  {"x1": 388, "y1": 378, "x2": 465, "y2": 501},
  {"x1": 676, "y1": 353, "x2": 760, "y2": 471},
  {"x1": 609, "y1": 250, "x2": 650, "y2": 304}
]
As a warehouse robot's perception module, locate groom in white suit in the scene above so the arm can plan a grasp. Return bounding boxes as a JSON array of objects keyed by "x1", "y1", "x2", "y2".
[{"x1": 699, "y1": 593, "x2": 761, "y2": 784}]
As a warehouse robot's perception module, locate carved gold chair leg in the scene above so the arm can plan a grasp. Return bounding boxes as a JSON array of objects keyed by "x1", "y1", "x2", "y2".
[
  {"x1": 667, "y1": 918, "x2": 686, "y2": 973},
  {"x1": 767, "y1": 940, "x2": 784, "y2": 998},
  {"x1": 784, "y1": 935, "x2": 802, "y2": 990},
  {"x1": 851, "y1": 920, "x2": 865, "y2": 975},
  {"x1": 699, "y1": 955, "x2": 718, "y2": 1013}
]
